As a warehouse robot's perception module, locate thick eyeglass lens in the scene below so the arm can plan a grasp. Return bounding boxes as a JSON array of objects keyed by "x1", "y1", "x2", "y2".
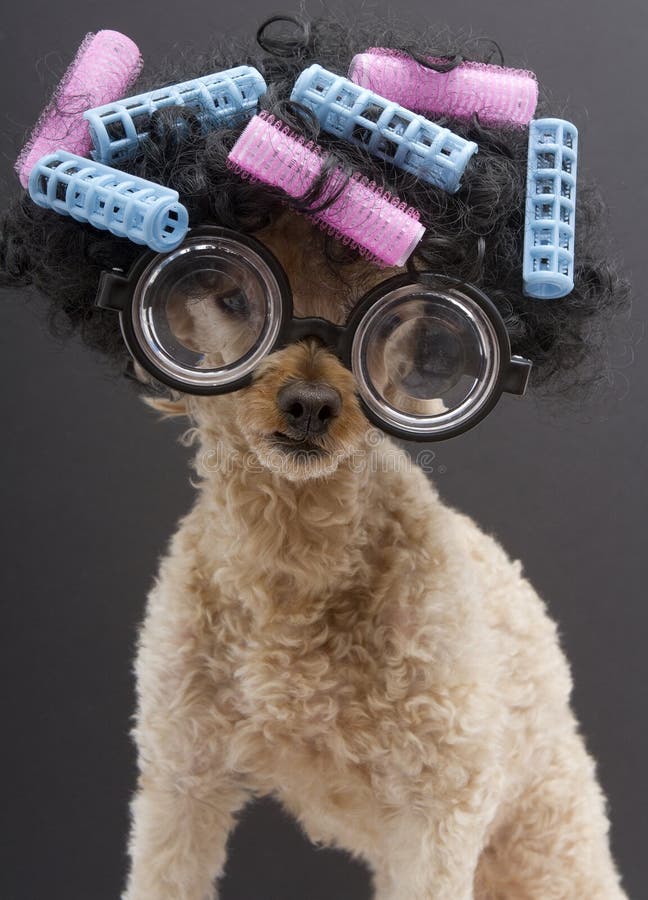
[
  {"x1": 160, "y1": 264, "x2": 265, "y2": 366},
  {"x1": 353, "y1": 287, "x2": 500, "y2": 435},
  {"x1": 133, "y1": 237, "x2": 283, "y2": 389}
]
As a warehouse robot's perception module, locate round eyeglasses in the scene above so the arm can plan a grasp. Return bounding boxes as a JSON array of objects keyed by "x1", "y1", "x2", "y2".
[{"x1": 96, "y1": 226, "x2": 532, "y2": 440}]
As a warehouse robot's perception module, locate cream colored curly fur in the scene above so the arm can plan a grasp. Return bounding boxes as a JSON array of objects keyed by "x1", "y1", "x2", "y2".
[{"x1": 122, "y1": 218, "x2": 626, "y2": 900}]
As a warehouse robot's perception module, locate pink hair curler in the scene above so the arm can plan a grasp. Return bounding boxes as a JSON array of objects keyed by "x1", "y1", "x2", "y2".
[
  {"x1": 15, "y1": 30, "x2": 143, "y2": 188},
  {"x1": 349, "y1": 48, "x2": 538, "y2": 127},
  {"x1": 227, "y1": 112, "x2": 425, "y2": 268}
]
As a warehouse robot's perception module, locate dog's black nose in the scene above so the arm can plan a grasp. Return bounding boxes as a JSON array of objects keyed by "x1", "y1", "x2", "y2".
[{"x1": 277, "y1": 381, "x2": 342, "y2": 437}]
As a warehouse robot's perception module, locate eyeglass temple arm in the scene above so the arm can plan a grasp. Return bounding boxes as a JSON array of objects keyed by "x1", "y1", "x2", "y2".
[
  {"x1": 95, "y1": 270, "x2": 132, "y2": 312},
  {"x1": 503, "y1": 356, "x2": 533, "y2": 396}
]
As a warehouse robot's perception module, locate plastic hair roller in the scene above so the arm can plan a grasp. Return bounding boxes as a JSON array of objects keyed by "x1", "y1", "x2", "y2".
[
  {"x1": 15, "y1": 31, "x2": 142, "y2": 188},
  {"x1": 85, "y1": 67, "x2": 267, "y2": 165},
  {"x1": 227, "y1": 113, "x2": 425, "y2": 267},
  {"x1": 349, "y1": 48, "x2": 538, "y2": 127},
  {"x1": 291, "y1": 65, "x2": 477, "y2": 194},
  {"x1": 523, "y1": 118, "x2": 578, "y2": 300},
  {"x1": 28, "y1": 150, "x2": 189, "y2": 253}
]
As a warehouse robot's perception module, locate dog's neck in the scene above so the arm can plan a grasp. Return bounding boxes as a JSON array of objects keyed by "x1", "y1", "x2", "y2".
[
  {"x1": 179, "y1": 394, "x2": 434, "y2": 622},
  {"x1": 189, "y1": 428, "x2": 392, "y2": 617},
  {"x1": 206, "y1": 452, "x2": 370, "y2": 574}
]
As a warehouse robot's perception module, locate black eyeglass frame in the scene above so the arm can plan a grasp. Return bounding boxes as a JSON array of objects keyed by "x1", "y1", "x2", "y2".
[{"x1": 95, "y1": 226, "x2": 532, "y2": 440}]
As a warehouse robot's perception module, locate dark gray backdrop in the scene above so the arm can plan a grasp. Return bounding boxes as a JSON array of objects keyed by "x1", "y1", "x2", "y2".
[{"x1": 0, "y1": 1, "x2": 645, "y2": 898}]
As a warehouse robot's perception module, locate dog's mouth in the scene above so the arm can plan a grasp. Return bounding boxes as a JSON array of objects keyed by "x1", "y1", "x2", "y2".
[
  {"x1": 241, "y1": 428, "x2": 342, "y2": 483},
  {"x1": 269, "y1": 431, "x2": 328, "y2": 458}
]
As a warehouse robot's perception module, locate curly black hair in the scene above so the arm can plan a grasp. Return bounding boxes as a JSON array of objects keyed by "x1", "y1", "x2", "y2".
[{"x1": 0, "y1": 13, "x2": 630, "y2": 399}]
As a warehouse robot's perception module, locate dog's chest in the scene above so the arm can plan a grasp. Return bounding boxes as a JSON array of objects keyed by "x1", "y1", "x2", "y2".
[
  {"x1": 220, "y1": 586, "x2": 441, "y2": 784},
  {"x1": 231, "y1": 607, "x2": 374, "y2": 732}
]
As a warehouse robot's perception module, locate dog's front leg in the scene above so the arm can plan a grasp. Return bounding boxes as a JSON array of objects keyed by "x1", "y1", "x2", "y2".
[
  {"x1": 122, "y1": 569, "x2": 249, "y2": 900},
  {"x1": 372, "y1": 807, "x2": 491, "y2": 900},
  {"x1": 374, "y1": 848, "x2": 477, "y2": 900},
  {"x1": 123, "y1": 767, "x2": 247, "y2": 900}
]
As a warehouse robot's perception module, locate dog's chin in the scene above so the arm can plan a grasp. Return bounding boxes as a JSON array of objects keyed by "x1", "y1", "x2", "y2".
[{"x1": 249, "y1": 433, "x2": 348, "y2": 483}]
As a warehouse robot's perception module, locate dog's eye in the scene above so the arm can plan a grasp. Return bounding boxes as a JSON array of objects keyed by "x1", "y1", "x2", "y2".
[
  {"x1": 217, "y1": 288, "x2": 249, "y2": 316},
  {"x1": 378, "y1": 313, "x2": 401, "y2": 335}
]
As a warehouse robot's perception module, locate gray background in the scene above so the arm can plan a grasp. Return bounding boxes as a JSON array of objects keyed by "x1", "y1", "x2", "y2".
[{"x1": 0, "y1": 1, "x2": 645, "y2": 898}]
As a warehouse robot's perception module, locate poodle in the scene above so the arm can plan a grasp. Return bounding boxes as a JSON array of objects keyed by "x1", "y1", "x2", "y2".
[
  {"x1": 120, "y1": 214, "x2": 627, "y2": 900},
  {"x1": 0, "y1": 13, "x2": 629, "y2": 900}
]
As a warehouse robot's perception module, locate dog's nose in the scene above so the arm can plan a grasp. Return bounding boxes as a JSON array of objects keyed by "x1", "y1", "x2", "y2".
[{"x1": 277, "y1": 381, "x2": 342, "y2": 437}]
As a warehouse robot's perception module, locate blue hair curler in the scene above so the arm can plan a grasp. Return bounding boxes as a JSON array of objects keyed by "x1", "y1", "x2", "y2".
[
  {"x1": 290, "y1": 64, "x2": 477, "y2": 193},
  {"x1": 523, "y1": 118, "x2": 578, "y2": 299},
  {"x1": 85, "y1": 66, "x2": 267, "y2": 165},
  {"x1": 28, "y1": 150, "x2": 189, "y2": 252}
]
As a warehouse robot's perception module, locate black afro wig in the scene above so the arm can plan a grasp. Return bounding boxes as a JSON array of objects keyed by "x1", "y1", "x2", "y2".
[{"x1": 0, "y1": 12, "x2": 630, "y2": 400}]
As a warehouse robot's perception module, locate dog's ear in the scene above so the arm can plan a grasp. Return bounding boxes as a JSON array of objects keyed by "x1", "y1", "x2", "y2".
[
  {"x1": 143, "y1": 393, "x2": 189, "y2": 418},
  {"x1": 126, "y1": 359, "x2": 188, "y2": 418}
]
